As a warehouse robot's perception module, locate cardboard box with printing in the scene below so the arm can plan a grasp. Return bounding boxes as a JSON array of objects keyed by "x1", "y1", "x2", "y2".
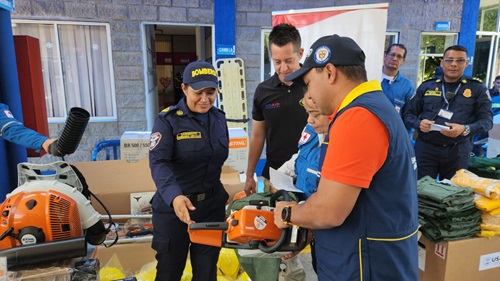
[
  {"x1": 224, "y1": 127, "x2": 248, "y2": 173},
  {"x1": 418, "y1": 235, "x2": 500, "y2": 281},
  {"x1": 120, "y1": 131, "x2": 151, "y2": 162}
]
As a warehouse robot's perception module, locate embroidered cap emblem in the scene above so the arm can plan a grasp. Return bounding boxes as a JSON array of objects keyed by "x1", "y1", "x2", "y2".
[{"x1": 314, "y1": 46, "x2": 331, "y2": 64}]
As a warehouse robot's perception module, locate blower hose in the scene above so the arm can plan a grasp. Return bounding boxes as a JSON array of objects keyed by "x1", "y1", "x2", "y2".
[{"x1": 49, "y1": 107, "x2": 90, "y2": 157}]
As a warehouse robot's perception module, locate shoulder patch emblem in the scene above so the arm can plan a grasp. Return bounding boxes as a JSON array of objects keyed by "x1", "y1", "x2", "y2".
[
  {"x1": 3, "y1": 110, "x2": 14, "y2": 118},
  {"x1": 463, "y1": 89, "x2": 472, "y2": 98},
  {"x1": 176, "y1": 110, "x2": 183, "y2": 115},
  {"x1": 472, "y1": 77, "x2": 483, "y2": 83},
  {"x1": 176, "y1": 131, "x2": 201, "y2": 140},
  {"x1": 298, "y1": 131, "x2": 312, "y2": 145},
  {"x1": 149, "y1": 132, "x2": 162, "y2": 150},
  {"x1": 161, "y1": 107, "x2": 170, "y2": 113}
]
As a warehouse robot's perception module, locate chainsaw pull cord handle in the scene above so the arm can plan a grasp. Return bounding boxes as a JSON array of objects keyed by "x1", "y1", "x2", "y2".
[{"x1": 258, "y1": 190, "x2": 293, "y2": 253}]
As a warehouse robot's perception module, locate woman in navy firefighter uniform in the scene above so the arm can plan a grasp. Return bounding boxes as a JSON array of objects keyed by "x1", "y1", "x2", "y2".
[{"x1": 149, "y1": 61, "x2": 229, "y2": 281}]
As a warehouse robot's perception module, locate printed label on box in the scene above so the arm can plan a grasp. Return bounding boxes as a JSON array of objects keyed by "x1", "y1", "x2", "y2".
[
  {"x1": 434, "y1": 243, "x2": 446, "y2": 260},
  {"x1": 479, "y1": 251, "x2": 500, "y2": 271},
  {"x1": 120, "y1": 131, "x2": 151, "y2": 162},
  {"x1": 418, "y1": 244, "x2": 426, "y2": 271}
]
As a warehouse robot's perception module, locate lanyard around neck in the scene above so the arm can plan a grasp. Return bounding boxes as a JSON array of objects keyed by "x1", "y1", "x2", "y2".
[{"x1": 441, "y1": 83, "x2": 461, "y2": 109}]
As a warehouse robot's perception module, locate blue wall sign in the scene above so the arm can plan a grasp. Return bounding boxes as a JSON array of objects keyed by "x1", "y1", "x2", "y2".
[
  {"x1": 217, "y1": 45, "x2": 235, "y2": 56},
  {"x1": 0, "y1": 0, "x2": 14, "y2": 11},
  {"x1": 435, "y1": 21, "x2": 450, "y2": 31}
]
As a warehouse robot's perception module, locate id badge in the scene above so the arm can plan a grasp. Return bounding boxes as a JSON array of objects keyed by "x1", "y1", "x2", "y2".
[{"x1": 438, "y1": 109, "x2": 453, "y2": 120}]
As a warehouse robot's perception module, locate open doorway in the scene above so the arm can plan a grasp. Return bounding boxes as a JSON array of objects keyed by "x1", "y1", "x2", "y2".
[{"x1": 142, "y1": 23, "x2": 214, "y2": 130}]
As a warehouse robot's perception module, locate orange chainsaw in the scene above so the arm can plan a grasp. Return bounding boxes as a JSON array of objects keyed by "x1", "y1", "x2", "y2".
[{"x1": 188, "y1": 190, "x2": 308, "y2": 254}]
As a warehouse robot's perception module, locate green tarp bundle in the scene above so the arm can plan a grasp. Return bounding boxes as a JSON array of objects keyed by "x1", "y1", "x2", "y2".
[
  {"x1": 418, "y1": 176, "x2": 482, "y2": 242},
  {"x1": 468, "y1": 156, "x2": 500, "y2": 179}
]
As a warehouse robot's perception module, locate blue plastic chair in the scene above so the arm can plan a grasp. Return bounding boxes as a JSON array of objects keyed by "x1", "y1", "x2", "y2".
[{"x1": 92, "y1": 139, "x2": 120, "y2": 161}]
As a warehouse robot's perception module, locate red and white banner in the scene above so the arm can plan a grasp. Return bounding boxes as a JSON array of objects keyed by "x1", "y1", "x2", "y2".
[{"x1": 272, "y1": 4, "x2": 388, "y2": 81}]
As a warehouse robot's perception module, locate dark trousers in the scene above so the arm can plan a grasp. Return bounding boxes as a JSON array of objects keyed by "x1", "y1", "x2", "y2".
[
  {"x1": 415, "y1": 138, "x2": 472, "y2": 180},
  {"x1": 151, "y1": 189, "x2": 228, "y2": 281}
]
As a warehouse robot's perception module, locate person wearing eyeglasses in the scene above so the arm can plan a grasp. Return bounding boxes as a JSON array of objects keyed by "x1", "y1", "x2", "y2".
[
  {"x1": 403, "y1": 45, "x2": 493, "y2": 180},
  {"x1": 489, "y1": 75, "x2": 500, "y2": 116},
  {"x1": 381, "y1": 43, "x2": 415, "y2": 139}
]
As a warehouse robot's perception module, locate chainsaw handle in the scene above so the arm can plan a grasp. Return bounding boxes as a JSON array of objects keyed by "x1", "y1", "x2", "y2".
[
  {"x1": 259, "y1": 190, "x2": 293, "y2": 253},
  {"x1": 269, "y1": 189, "x2": 292, "y2": 207}
]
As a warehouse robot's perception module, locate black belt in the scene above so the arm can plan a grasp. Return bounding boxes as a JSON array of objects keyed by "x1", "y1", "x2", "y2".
[
  {"x1": 420, "y1": 139, "x2": 464, "y2": 147},
  {"x1": 185, "y1": 193, "x2": 207, "y2": 202}
]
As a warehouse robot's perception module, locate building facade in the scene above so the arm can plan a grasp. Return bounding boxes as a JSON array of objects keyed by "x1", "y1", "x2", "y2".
[{"x1": 2, "y1": 0, "x2": 498, "y2": 166}]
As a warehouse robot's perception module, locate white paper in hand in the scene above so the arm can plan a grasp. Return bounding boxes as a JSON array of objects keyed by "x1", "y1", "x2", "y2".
[
  {"x1": 430, "y1": 123, "x2": 451, "y2": 131},
  {"x1": 269, "y1": 167, "x2": 304, "y2": 193}
]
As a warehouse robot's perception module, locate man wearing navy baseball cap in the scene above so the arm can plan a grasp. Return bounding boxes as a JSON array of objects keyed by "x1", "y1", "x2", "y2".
[{"x1": 273, "y1": 34, "x2": 419, "y2": 281}]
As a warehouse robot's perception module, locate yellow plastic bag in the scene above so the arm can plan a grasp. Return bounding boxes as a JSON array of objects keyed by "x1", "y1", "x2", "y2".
[
  {"x1": 181, "y1": 259, "x2": 193, "y2": 281},
  {"x1": 135, "y1": 260, "x2": 157, "y2": 281},
  {"x1": 451, "y1": 169, "x2": 500, "y2": 199},
  {"x1": 217, "y1": 248, "x2": 240, "y2": 280},
  {"x1": 100, "y1": 253, "x2": 126, "y2": 281}
]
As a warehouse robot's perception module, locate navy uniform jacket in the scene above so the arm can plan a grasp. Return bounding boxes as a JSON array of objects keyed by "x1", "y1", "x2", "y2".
[
  {"x1": 404, "y1": 76, "x2": 493, "y2": 146},
  {"x1": 149, "y1": 98, "x2": 229, "y2": 207},
  {"x1": 0, "y1": 103, "x2": 48, "y2": 150}
]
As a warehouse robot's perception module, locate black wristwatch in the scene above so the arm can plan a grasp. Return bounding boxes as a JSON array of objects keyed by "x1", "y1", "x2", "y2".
[{"x1": 281, "y1": 205, "x2": 293, "y2": 225}]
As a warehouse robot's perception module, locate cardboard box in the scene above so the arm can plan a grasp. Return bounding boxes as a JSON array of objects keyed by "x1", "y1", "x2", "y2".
[
  {"x1": 72, "y1": 159, "x2": 156, "y2": 215},
  {"x1": 487, "y1": 115, "x2": 500, "y2": 158},
  {"x1": 120, "y1": 131, "x2": 151, "y2": 162},
  {"x1": 224, "y1": 128, "x2": 248, "y2": 173},
  {"x1": 418, "y1": 235, "x2": 500, "y2": 281},
  {"x1": 97, "y1": 242, "x2": 155, "y2": 275},
  {"x1": 220, "y1": 166, "x2": 245, "y2": 201},
  {"x1": 72, "y1": 159, "x2": 245, "y2": 215}
]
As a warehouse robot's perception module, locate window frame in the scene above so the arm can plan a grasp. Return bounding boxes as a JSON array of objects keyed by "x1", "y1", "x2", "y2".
[
  {"x1": 417, "y1": 32, "x2": 458, "y2": 85},
  {"x1": 11, "y1": 19, "x2": 117, "y2": 123}
]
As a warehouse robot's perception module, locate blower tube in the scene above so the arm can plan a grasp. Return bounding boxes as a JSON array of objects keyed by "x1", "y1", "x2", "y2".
[{"x1": 49, "y1": 107, "x2": 90, "y2": 157}]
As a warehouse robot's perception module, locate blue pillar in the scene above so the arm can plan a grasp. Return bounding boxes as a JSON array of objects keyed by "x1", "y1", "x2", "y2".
[
  {"x1": 0, "y1": 8, "x2": 27, "y2": 199},
  {"x1": 458, "y1": 0, "x2": 480, "y2": 77},
  {"x1": 214, "y1": 0, "x2": 236, "y2": 60}
]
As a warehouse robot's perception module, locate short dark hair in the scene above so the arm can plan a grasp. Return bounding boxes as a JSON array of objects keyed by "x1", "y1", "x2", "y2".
[
  {"x1": 443, "y1": 45, "x2": 468, "y2": 57},
  {"x1": 314, "y1": 65, "x2": 367, "y2": 83},
  {"x1": 268, "y1": 23, "x2": 301, "y2": 53},
  {"x1": 385, "y1": 43, "x2": 407, "y2": 58},
  {"x1": 495, "y1": 75, "x2": 500, "y2": 81}
]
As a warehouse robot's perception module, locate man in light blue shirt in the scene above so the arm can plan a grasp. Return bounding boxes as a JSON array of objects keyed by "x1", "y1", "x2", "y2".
[{"x1": 381, "y1": 43, "x2": 415, "y2": 138}]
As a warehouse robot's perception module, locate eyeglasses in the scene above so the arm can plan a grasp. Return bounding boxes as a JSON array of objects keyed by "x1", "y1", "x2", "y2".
[
  {"x1": 386, "y1": 53, "x2": 404, "y2": 60},
  {"x1": 443, "y1": 58, "x2": 467, "y2": 65}
]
